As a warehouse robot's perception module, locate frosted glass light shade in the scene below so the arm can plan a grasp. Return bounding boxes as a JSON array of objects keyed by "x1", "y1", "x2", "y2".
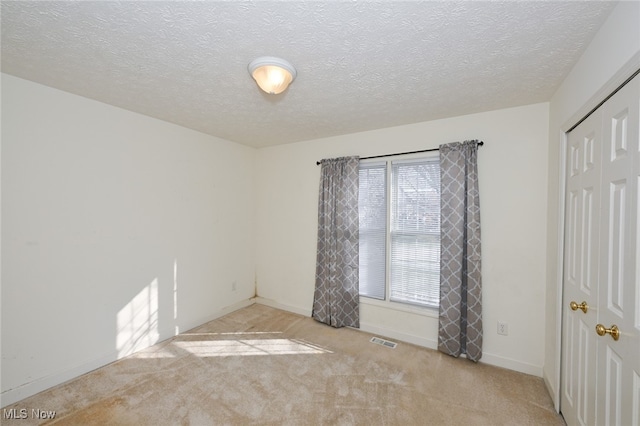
[{"x1": 248, "y1": 57, "x2": 297, "y2": 95}]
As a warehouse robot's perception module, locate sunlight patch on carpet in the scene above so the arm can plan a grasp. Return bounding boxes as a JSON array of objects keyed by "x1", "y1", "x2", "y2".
[
  {"x1": 133, "y1": 349, "x2": 177, "y2": 359},
  {"x1": 173, "y1": 339, "x2": 332, "y2": 357},
  {"x1": 182, "y1": 332, "x2": 283, "y2": 336}
]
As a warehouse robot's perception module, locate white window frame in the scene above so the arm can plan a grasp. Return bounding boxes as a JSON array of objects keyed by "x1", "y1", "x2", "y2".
[{"x1": 358, "y1": 152, "x2": 440, "y2": 317}]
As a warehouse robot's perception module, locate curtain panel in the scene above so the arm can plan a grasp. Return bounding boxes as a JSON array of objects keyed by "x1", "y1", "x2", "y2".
[
  {"x1": 313, "y1": 156, "x2": 360, "y2": 328},
  {"x1": 438, "y1": 140, "x2": 483, "y2": 362}
]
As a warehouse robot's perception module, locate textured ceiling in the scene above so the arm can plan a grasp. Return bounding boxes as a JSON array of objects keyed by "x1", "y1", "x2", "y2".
[{"x1": 1, "y1": 1, "x2": 617, "y2": 148}]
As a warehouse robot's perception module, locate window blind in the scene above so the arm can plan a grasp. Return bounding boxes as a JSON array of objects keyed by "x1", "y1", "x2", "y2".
[
  {"x1": 358, "y1": 163, "x2": 386, "y2": 300},
  {"x1": 390, "y1": 159, "x2": 441, "y2": 307}
]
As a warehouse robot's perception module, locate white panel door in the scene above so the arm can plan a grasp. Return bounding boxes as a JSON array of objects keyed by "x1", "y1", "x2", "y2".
[
  {"x1": 596, "y1": 73, "x2": 639, "y2": 426},
  {"x1": 561, "y1": 108, "x2": 601, "y2": 426},
  {"x1": 561, "y1": 72, "x2": 640, "y2": 426}
]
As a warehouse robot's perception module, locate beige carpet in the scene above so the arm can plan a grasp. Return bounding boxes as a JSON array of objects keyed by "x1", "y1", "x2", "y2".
[{"x1": 2, "y1": 304, "x2": 565, "y2": 425}]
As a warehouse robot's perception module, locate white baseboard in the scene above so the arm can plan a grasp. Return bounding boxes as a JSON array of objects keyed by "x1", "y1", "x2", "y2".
[
  {"x1": 253, "y1": 299, "x2": 543, "y2": 377},
  {"x1": 1, "y1": 351, "x2": 119, "y2": 408},
  {"x1": 360, "y1": 321, "x2": 541, "y2": 377},
  {"x1": 361, "y1": 324, "x2": 542, "y2": 376},
  {"x1": 479, "y1": 352, "x2": 543, "y2": 377},
  {"x1": 1, "y1": 298, "x2": 256, "y2": 408},
  {"x1": 253, "y1": 297, "x2": 311, "y2": 317},
  {"x1": 358, "y1": 321, "x2": 438, "y2": 350},
  {"x1": 543, "y1": 370, "x2": 560, "y2": 412},
  {"x1": 181, "y1": 298, "x2": 256, "y2": 332},
  {"x1": 2, "y1": 297, "x2": 543, "y2": 407}
]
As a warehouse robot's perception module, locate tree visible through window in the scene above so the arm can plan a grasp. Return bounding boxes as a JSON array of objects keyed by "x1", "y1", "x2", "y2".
[{"x1": 358, "y1": 157, "x2": 441, "y2": 308}]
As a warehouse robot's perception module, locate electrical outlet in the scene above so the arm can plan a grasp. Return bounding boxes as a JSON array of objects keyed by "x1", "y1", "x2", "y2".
[
  {"x1": 232, "y1": 281, "x2": 237, "y2": 292},
  {"x1": 497, "y1": 321, "x2": 508, "y2": 336}
]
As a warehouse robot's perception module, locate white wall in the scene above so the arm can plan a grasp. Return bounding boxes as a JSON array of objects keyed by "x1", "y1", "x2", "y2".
[
  {"x1": 544, "y1": 1, "x2": 640, "y2": 407},
  {"x1": 255, "y1": 102, "x2": 550, "y2": 376},
  {"x1": 1, "y1": 74, "x2": 256, "y2": 405}
]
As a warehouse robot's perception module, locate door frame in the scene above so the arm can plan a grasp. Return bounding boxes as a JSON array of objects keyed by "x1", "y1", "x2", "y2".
[{"x1": 554, "y1": 52, "x2": 640, "y2": 412}]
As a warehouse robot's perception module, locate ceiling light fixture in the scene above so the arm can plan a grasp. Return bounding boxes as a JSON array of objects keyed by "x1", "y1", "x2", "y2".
[{"x1": 248, "y1": 56, "x2": 297, "y2": 95}]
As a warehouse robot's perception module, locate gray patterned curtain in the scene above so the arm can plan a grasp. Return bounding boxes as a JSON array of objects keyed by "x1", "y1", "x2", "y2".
[
  {"x1": 313, "y1": 156, "x2": 360, "y2": 328},
  {"x1": 438, "y1": 140, "x2": 482, "y2": 362}
]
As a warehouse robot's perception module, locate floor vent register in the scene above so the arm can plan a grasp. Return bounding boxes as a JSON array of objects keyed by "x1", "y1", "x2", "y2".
[{"x1": 370, "y1": 336, "x2": 397, "y2": 349}]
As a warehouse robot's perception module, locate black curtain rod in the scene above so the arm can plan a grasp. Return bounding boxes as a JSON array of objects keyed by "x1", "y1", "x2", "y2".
[
  {"x1": 566, "y1": 67, "x2": 639, "y2": 133},
  {"x1": 316, "y1": 140, "x2": 484, "y2": 165}
]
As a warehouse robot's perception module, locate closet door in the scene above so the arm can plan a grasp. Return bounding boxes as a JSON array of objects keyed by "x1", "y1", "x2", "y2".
[
  {"x1": 561, "y1": 108, "x2": 601, "y2": 426},
  {"x1": 595, "y1": 74, "x2": 639, "y2": 426},
  {"x1": 561, "y1": 72, "x2": 639, "y2": 426}
]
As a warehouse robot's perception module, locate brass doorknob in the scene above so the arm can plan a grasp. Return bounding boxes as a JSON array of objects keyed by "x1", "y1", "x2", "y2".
[
  {"x1": 595, "y1": 324, "x2": 620, "y2": 341},
  {"x1": 570, "y1": 301, "x2": 588, "y2": 313}
]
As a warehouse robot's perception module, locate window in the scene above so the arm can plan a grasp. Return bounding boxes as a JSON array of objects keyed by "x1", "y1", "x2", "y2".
[{"x1": 358, "y1": 156, "x2": 441, "y2": 308}]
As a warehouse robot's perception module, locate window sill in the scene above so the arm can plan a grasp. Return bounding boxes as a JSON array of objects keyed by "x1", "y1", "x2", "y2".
[{"x1": 359, "y1": 296, "x2": 439, "y2": 319}]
